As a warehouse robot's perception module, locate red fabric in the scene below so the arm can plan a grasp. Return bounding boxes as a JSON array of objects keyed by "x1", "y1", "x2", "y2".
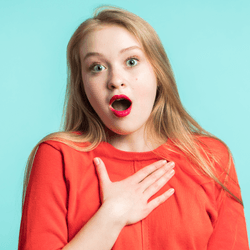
[{"x1": 19, "y1": 137, "x2": 249, "y2": 250}]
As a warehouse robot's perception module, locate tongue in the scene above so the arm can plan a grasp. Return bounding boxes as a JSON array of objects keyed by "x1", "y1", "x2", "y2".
[{"x1": 112, "y1": 99, "x2": 131, "y2": 111}]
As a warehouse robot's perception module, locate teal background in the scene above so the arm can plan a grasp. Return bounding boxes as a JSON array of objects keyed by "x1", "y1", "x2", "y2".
[{"x1": 0, "y1": 0, "x2": 249, "y2": 248}]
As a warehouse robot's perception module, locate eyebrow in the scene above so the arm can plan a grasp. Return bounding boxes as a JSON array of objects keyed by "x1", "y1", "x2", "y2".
[{"x1": 83, "y1": 46, "x2": 142, "y2": 61}]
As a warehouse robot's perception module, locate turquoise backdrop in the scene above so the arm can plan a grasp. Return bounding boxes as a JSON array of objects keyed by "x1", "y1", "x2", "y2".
[{"x1": 1, "y1": 0, "x2": 249, "y2": 249}]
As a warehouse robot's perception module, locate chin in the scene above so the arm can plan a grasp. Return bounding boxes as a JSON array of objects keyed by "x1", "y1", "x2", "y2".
[
  {"x1": 110, "y1": 128, "x2": 132, "y2": 136},
  {"x1": 104, "y1": 125, "x2": 133, "y2": 136}
]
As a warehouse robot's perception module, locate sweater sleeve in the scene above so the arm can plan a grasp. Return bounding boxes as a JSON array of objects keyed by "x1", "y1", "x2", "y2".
[
  {"x1": 18, "y1": 142, "x2": 68, "y2": 250},
  {"x1": 207, "y1": 147, "x2": 249, "y2": 249}
]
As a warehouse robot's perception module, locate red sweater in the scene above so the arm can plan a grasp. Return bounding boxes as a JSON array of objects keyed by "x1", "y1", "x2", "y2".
[{"x1": 19, "y1": 137, "x2": 249, "y2": 249}]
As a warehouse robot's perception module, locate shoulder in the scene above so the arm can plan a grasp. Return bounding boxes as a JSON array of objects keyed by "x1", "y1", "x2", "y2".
[
  {"x1": 195, "y1": 135, "x2": 231, "y2": 165},
  {"x1": 37, "y1": 131, "x2": 92, "y2": 153},
  {"x1": 32, "y1": 136, "x2": 95, "y2": 177},
  {"x1": 195, "y1": 136, "x2": 242, "y2": 204},
  {"x1": 195, "y1": 135, "x2": 239, "y2": 188},
  {"x1": 191, "y1": 135, "x2": 235, "y2": 187},
  {"x1": 32, "y1": 132, "x2": 94, "y2": 170},
  {"x1": 195, "y1": 135, "x2": 228, "y2": 151},
  {"x1": 39, "y1": 140, "x2": 74, "y2": 152},
  {"x1": 37, "y1": 139, "x2": 92, "y2": 159}
]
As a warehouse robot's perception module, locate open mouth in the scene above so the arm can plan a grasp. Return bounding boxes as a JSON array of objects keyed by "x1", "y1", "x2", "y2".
[
  {"x1": 109, "y1": 95, "x2": 132, "y2": 117},
  {"x1": 112, "y1": 98, "x2": 131, "y2": 111}
]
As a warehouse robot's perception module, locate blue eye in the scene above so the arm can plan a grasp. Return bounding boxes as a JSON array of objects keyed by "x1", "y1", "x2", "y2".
[
  {"x1": 126, "y1": 58, "x2": 138, "y2": 67},
  {"x1": 92, "y1": 64, "x2": 105, "y2": 72}
]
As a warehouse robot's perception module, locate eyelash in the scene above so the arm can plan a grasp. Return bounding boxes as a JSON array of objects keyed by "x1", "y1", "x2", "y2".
[
  {"x1": 126, "y1": 56, "x2": 139, "y2": 67},
  {"x1": 88, "y1": 56, "x2": 140, "y2": 73},
  {"x1": 88, "y1": 63, "x2": 105, "y2": 73}
]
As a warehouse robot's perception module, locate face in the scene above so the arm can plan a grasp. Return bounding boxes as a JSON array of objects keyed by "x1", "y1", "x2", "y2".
[{"x1": 80, "y1": 25, "x2": 158, "y2": 138}]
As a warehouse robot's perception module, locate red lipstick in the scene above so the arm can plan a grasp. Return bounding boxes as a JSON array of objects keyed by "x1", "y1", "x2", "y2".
[{"x1": 109, "y1": 94, "x2": 132, "y2": 117}]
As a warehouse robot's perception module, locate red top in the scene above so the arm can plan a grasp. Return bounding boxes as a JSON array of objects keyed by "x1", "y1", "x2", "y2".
[{"x1": 19, "y1": 137, "x2": 249, "y2": 249}]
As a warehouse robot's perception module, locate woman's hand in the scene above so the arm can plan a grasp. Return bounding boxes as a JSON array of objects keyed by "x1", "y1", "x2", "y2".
[{"x1": 94, "y1": 158, "x2": 175, "y2": 226}]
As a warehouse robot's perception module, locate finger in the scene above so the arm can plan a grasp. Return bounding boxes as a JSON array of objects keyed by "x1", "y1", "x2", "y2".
[
  {"x1": 130, "y1": 159, "x2": 167, "y2": 183},
  {"x1": 143, "y1": 169, "x2": 175, "y2": 199},
  {"x1": 94, "y1": 157, "x2": 111, "y2": 188},
  {"x1": 140, "y1": 162, "x2": 175, "y2": 191},
  {"x1": 146, "y1": 188, "x2": 175, "y2": 214}
]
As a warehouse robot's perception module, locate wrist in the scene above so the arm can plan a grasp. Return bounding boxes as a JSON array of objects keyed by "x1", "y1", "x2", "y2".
[{"x1": 100, "y1": 201, "x2": 127, "y2": 228}]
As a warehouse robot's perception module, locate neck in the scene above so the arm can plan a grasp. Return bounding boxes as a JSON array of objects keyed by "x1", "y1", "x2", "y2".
[{"x1": 105, "y1": 128, "x2": 165, "y2": 152}]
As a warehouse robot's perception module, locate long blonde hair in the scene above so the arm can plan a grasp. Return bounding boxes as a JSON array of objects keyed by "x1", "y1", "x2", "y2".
[{"x1": 22, "y1": 6, "x2": 242, "y2": 206}]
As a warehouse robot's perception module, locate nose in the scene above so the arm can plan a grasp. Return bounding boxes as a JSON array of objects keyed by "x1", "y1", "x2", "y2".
[{"x1": 107, "y1": 68, "x2": 126, "y2": 90}]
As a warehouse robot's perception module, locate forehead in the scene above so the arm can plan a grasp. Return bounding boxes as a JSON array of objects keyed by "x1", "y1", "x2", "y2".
[{"x1": 80, "y1": 25, "x2": 142, "y2": 57}]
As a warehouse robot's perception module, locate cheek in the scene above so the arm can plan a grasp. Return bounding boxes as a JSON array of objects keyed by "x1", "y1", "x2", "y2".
[
  {"x1": 82, "y1": 71, "x2": 107, "y2": 94},
  {"x1": 82, "y1": 74, "x2": 99, "y2": 99},
  {"x1": 83, "y1": 84, "x2": 108, "y2": 116},
  {"x1": 137, "y1": 72, "x2": 157, "y2": 96},
  {"x1": 138, "y1": 82, "x2": 157, "y2": 110},
  {"x1": 82, "y1": 83, "x2": 98, "y2": 110},
  {"x1": 84, "y1": 87, "x2": 101, "y2": 109}
]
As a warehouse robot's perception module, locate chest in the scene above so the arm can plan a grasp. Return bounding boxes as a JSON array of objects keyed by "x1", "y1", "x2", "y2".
[{"x1": 65, "y1": 158, "x2": 215, "y2": 249}]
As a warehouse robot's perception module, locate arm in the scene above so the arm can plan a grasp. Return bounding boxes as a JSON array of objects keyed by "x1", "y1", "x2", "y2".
[
  {"x1": 19, "y1": 143, "x2": 68, "y2": 250},
  {"x1": 19, "y1": 143, "x2": 175, "y2": 250},
  {"x1": 207, "y1": 189, "x2": 249, "y2": 249},
  {"x1": 62, "y1": 202, "x2": 125, "y2": 250},
  {"x1": 207, "y1": 154, "x2": 249, "y2": 249}
]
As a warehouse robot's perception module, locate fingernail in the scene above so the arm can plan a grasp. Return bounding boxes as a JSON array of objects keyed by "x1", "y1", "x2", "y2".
[
  {"x1": 94, "y1": 157, "x2": 100, "y2": 165},
  {"x1": 169, "y1": 188, "x2": 175, "y2": 194},
  {"x1": 161, "y1": 160, "x2": 167, "y2": 164},
  {"x1": 169, "y1": 162, "x2": 175, "y2": 167},
  {"x1": 169, "y1": 169, "x2": 175, "y2": 176}
]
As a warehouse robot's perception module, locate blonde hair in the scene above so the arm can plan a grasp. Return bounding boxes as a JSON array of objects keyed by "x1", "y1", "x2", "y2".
[{"x1": 22, "y1": 6, "x2": 242, "y2": 206}]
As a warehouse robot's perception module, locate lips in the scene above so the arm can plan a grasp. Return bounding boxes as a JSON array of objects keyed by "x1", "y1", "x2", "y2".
[{"x1": 109, "y1": 94, "x2": 132, "y2": 117}]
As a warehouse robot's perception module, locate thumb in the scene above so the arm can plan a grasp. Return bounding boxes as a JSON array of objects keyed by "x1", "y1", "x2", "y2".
[{"x1": 94, "y1": 157, "x2": 111, "y2": 188}]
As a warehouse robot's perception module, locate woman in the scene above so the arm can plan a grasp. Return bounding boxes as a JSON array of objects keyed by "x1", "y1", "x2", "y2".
[{"x1": 19, "y1": 6, "x2": 249, "y2": 250}]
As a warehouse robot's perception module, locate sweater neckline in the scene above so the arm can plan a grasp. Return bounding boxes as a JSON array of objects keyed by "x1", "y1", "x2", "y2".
[{"x1": 96, "y1": 139, "x2": 174, "y2": 161}]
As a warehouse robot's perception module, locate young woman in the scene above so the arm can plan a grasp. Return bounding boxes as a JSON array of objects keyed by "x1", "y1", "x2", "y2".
[{"x1": 18, "y1": 6, "x2": 249, "y2": 250}]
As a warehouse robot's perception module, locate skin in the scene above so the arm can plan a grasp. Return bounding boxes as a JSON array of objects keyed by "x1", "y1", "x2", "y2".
[
  {"x1": 62, "y1": 25, "x2": 175, "y2": 250},
  {"x1": 80, "y1": 25, "x2": 161, "y2": 152}
]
